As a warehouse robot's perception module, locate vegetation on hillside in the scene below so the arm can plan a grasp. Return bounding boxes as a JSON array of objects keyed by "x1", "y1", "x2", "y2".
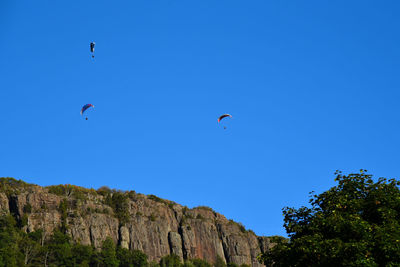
[
  {"x1": 0, "y1": 212, "x2": 242, "y2": 267},
  {"x1": 0, "y1": 178, "x2": 256, "y2": 267},
  {"x1": 258, "y1": 170, "x2": 400, "y2": 266}
]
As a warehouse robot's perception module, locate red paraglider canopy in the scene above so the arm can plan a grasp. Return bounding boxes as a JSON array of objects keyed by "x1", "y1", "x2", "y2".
[{"x1": 218, "y1": 114, "x2": 232, "y2": 123}]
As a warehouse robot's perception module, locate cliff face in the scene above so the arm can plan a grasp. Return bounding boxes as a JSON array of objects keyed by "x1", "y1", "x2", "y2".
[{"x1": 0, "y1": 179, "x2": 273, "y2": 266}]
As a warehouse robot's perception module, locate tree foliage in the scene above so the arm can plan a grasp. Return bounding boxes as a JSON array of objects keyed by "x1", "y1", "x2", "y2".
[
  {"x1": 189, "y1": 258, "x2": 212, "y2": 267},
  {"x1": 258, "y1": 170, "x2": 400, "y2": 266},
  {"x1": 160, "y1": 254, "x2": 182, "y2": 267},
  {"x1": 105, "y1": 192, "x2": 130, "y2": 224},
  {"x1": 117, "y1": 247, "x2": 148, "y2": 267},
  {"x1": 101, "y1": 237, "x2": 119, "y2": 267}
]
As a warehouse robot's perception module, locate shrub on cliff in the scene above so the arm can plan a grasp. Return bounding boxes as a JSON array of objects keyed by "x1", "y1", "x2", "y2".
[
  {"x1": 97, "y1": 186, "x2": 113, "y2": 196},
  {"x1": 258, "y1": 170, "x2": 400, "y2": 266},
  {"x1": 105, "y1": 192, "x2": 130, "y2": 224},
  {"x1": 189, "y1": 258, "x2": 211, "y2": 267},
  {"x1": 117, "y1": 247, "x2": 148, "y2": 267},
  {"x1": 0, "y1": 177, "x2": 30, "y2": 195},
  {"x1": 147, "y1": 195, "x2": 175, "y2": 209},
  {"x1": 160, "y1": 254, "x2": 181, "y2": 267}
]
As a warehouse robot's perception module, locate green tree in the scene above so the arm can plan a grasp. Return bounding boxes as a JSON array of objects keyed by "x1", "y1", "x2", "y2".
[
  {"x1": 100, "y1": 237, "x2": 119, "y2": 267},
  {"x1": 149, "y1": 260, "x2": 161, "y2": 267},
  {"x1": 105, "y1": 192, "x2": 130, "y2": 224},
  {"x1": 71, "y1": 243, "x2": 93, "y2": 266},
  {"x1": 189, "y1": 258, "x2": 211, "y2": 267},
  {"x1": 117, "y1": 247, "x2": 148, "y2": 267},
  {"x1": 89, "y1": 250, "x2": 103, "y2": 267},
  {"x1": 19, "y1": 233, "x2": 40, "y2": 265},
  {"x1": 58, "y1": 199, "x2": 69, "y2": 233},
  {"x1": 47, "y1": 230, "x2": 74, "y2": 266},
  {"x1": 160, "y1": 254, "x2": 182, "y2": 267},
  {"x1": 0, "y1": 215, "x2": 23, "y2": 267},
  {"x1": 258, "y1": 170, "x2": 400, "y2": 267},
  {"x1": 182, "y1": 261, "x2": 195, "y2": 267}
]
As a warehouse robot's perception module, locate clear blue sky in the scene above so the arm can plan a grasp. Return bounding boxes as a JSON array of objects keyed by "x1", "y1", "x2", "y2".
[{"x1": 1, "y1": 1, "x2": 399, "y2": 237}]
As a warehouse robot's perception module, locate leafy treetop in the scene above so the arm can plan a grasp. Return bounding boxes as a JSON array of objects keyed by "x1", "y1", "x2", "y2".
[{"x1": 258, "y1": 170, "x2": 400, "y2": 267}]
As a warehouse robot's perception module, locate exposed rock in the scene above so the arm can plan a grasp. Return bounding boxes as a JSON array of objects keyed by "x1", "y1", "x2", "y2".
[
  {"x1": 168, "y1": 231, "x2": 183, "y2": 259},
  {"x1": 0, "y1": 193, "x2": 9, "y2": 214},
  {"x1": 120, "y1": 226, "x2": 130, "y2": 249},
  {"x1": 0, "y1": 178, "x2": 276, "y2": 266},
  {"x1": 258, "y1": 236, "x2": 273, "y2": 254}
]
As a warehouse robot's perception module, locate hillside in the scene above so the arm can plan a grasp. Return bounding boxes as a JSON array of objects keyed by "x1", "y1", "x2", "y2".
[{"x1": 0, "y1": 178, "x2": 273, "y2": 266}]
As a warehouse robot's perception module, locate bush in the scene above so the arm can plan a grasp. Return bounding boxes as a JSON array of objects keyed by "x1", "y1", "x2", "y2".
[
  {"x1": 237, "y1": 223, "x2": 246, "y2": 233},
  {"x1": 148, "y1": 194, "x2": 164, "y2": 203},
  {"x1": 127, "y1": 190, "x2": 137, "y2": 201},
  {"x1": 0, "y1": 177, "x2": 31, "y2": 195},
  {"x1": 23, "y1": 203, "x2": 32, "y2": 213},
  {"x1": 247, "y1": 229, "x2": 255, "y2": 235},
  {"x1": 194, "y1": 206, "x2": 214, "y2": 212},
  {"x1": 228, "y1": 220, "x2": 247, "y2": 233},
  {"x1": 47, "y1": 185, "x2": 64, "y2": 196},
  {"x1": 149, "y1": 260, "x2": 161, "y2": 267},
  {"x1": 160, "y1": 254, "x2": 181, "y2": 267},
  {"x1": 183, "y1": 261, "x2": 195, "y2": 267},
  {"x1": 19, "y1": 214, "x2": 28, "y2": 227},
  {"x1": 97, "y1": 186, "x2": 112, "y2": 196},
  {"x1": 58, "y1": 199, "x2": 69, "y2": 232},
  {"x1": 196, "y1": 214, "x2": 204, "y2": 220},
  {"x1": 190, "y1": 258, "x2": 211, "y2": 267},
  {"x1": 148, "y1": 194, "x2": 176, "y2": 209},
  {"x1": 117, "y1": 247, "x2": 148, "y2": 267},
  {"x1": 47, "y1": 184, "x2": 90, "y2": 201},
  {"x1": 103, "y1": 192, "x2": 130, "y2": 224}
]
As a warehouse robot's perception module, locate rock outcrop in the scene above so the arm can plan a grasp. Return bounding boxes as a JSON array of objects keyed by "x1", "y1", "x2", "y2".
[{"x1": 0, "y1": 178, "x2": 273, "y2": 266}]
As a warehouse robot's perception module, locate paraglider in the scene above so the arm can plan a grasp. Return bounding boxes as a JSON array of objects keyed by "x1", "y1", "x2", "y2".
[
  {"x1": 218, "y1": 114, "x2": 232, "y2": 129},
  {"x1": 90, "y1": 42, "x2": 95, "y2": 58},
  {"x1": 218, "y1": 114, "x2": 232, "y2": 123},
  {"x1": 81, "y1": 104, "x2": 94, "y2": 120}
]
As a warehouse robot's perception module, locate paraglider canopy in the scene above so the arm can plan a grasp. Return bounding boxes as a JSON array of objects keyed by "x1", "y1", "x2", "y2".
[
  {"x1": 81, "y1": 104, "x2": 94, "y2": 116},
  {"x1": 90, "y1": 42, "x2": 95, "y2": 58},
  {"x1": 90, "y1": 42, "x2": 95, "y2": 53},
  {"x1": 218, "y1": 114, "x2": 232, "y2": 123}
]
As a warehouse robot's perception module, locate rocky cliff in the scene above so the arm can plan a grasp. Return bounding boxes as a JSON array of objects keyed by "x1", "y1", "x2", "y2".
[{"x1": 0, "y1": 178, "x2": 273, "y2": 266}]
